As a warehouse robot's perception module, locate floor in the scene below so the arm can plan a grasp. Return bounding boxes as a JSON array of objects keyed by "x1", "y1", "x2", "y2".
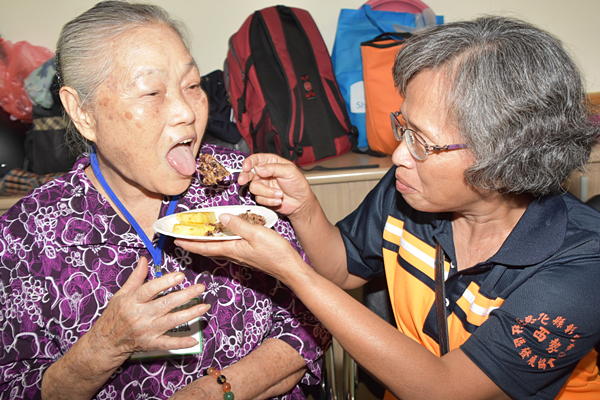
[
  {"x1": 305, "y1": 338, "x2": 384, "y2": 400},
  {"x1": 305, "y1": 286, "x2": 392, "y2": 400},
  {"x1": 305, "y1": 376, "x2": 383, "y2": 400}
]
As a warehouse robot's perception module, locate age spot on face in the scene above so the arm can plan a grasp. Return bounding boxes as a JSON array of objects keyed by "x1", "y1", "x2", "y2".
[{"x1": 125, "y1": 112, "x2": 133, "y2": 120}]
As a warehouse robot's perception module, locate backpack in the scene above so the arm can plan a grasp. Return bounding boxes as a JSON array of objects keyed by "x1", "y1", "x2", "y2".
[
  {"x1": 200, "y1": 70, "x2": 242, "y2": 145},
  {"x1": 224, "y1": 5, "x2": 356, "y2": 166}
]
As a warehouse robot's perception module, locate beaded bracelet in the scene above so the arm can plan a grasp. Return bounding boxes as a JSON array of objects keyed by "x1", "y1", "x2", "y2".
[{"x1": 205, "y1": 367, "x2": 234, "y2": 400}]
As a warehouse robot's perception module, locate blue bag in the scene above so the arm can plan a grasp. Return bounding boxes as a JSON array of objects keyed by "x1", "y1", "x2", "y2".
[{"x1": 331, "y1": 4, "x2": 443, "y2": 150}]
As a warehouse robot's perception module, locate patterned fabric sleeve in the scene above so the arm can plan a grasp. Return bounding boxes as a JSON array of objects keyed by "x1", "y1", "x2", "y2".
[{"x1": 0, "y1": 202, "x2": 55, "y2": 399}]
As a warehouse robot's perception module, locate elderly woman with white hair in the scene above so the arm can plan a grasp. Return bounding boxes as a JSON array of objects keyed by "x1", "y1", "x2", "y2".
[
  {"x1": 0, "y1": 2, "x2": 329, "y2": 399},
  {"x1": 180, "y1": 16, "x2": 600, "y2": 400}
]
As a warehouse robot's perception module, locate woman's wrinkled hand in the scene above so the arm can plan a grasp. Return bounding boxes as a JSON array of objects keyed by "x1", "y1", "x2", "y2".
[
  {"x1": 87, "y1": 257, "x2": 210, "y2": 365},
  {"x1": 167, "y1": 378, "x2": 211, "y2": 400},
  {"x1": 237, "y1": 153, "x2": 313, "y2": 217},
  {"x1": 175, "y1": 213, "x2": 307, "y2": 284}
]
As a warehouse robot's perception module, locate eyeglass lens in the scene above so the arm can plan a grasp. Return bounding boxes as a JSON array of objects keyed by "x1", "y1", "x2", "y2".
[
  {"x1": 393, "y1": 113, "x2": 428, "y2": 160},
  {"x1": 406, "y1": 132, "x2": 427, "y2": 160}
]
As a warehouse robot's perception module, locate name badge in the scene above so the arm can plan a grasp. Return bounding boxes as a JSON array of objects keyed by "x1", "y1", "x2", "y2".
[{"x1": 131, "y1": 298, "x2": 203, "y2": 359}]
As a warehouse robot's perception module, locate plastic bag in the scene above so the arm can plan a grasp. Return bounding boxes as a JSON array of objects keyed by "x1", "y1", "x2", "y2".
[{"x1": 0, "y1": 38, "x2": 54, "y2": 123}]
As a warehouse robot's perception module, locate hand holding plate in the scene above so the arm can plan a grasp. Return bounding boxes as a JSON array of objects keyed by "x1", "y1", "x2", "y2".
[{"x1": 176, "y1": 213, "x2": 305, "y2": 284}]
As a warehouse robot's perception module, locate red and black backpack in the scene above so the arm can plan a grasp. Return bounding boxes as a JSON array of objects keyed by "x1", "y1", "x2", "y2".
[{"x1": 224, "y1": 5, "x2": 356, "y2": 166}]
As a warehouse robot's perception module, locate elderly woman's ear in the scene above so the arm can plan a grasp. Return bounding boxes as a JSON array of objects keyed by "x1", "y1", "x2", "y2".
[{"x1": 59, "y1": 86, "x2": 97, "y2": 143}]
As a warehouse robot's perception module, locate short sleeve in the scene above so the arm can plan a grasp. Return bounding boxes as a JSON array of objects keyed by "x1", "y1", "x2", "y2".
[
  {"x1": 336, "y1": 167, "x2": 398, "y2": 280},
  {"x1": 461, "y1": 260, "x2": 600, "y2": 399}
]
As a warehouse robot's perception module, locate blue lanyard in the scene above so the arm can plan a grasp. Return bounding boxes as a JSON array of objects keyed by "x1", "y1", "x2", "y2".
[{"x1": 89, "y1": 146, "x2": 178, "y2": 277}]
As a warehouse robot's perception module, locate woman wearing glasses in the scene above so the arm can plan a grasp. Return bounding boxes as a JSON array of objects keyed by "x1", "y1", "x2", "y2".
[{"x1": 179, "y1": 16, "x2": 600, "y2": 399}]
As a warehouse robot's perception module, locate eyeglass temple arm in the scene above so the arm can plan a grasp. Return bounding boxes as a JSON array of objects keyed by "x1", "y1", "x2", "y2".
[{"x1": 429, "y1": 143, "x2": 469, "y2": 151}]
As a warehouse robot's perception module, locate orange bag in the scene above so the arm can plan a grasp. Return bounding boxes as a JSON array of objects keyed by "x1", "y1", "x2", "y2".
[{"x1": 361, "y1": 33, "x2": 410, "y2": 155}]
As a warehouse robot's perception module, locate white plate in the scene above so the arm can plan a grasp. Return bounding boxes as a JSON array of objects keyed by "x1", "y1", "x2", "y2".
[
  {"x1": 153, "y1": 205, "x2": 277, "y2": 240},
  {"x1": 225, "y1": 167, "x2": 255, "y2": 174}
]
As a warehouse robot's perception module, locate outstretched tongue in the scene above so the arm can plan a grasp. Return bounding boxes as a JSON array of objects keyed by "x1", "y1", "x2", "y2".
[{"x1": 167, "y1": 144, "x2": 196, "y2": 176}]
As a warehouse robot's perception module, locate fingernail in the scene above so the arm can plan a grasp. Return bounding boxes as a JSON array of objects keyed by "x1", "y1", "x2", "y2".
[
  {"x1": 273, "y1": 198, "x2": 282, "y2": 206},
  {"x1": 174, "y1": 272, "x2": 185, "y2": 282},
  {"x1": 274, "y1": 190, "x2": 283, "y2": 198},
  {"x1": 219, "y1": 213, "x2": 231, "y2": 225}
]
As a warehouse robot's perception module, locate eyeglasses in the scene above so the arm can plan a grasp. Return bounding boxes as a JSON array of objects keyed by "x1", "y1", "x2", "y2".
[{"x1": 390, "y1": 111, "x2": 468, "y2": 161}]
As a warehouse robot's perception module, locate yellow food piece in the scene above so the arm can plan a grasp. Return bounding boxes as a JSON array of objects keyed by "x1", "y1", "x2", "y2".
[
  {"x1": 175, "y1": 211, "x2": 217, "y2": 224},
  {"x1": 172, "y1": 222, "x2": 216, "y2": 236}
]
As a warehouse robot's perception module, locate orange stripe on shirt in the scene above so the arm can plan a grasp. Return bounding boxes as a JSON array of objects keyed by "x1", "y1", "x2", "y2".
[
  {"x1": 385, "y1": 246, "x2": 440, "y2": 353},
  {"x1": 383, "y1": 217, "x2": 404, "y2": 244}
]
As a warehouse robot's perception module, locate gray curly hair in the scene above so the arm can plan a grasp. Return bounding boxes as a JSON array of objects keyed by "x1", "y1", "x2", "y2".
[
  {"x1": 393, "y1": 16, "x2": 600, "y2": 196},
  {"x1": 55, "y1": 0, "x2": 191, "y2": 155}
]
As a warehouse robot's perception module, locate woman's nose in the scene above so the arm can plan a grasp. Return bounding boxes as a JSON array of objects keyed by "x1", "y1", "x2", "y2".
[
  {"x1": 391, "y1": 137, "x2": 415, "y2": 167},
  {"x1": 169, "y1": 91, "x2": 196, "y2": 125}
]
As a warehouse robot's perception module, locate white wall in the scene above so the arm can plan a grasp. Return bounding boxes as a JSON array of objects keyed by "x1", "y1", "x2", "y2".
[{"x1": 1, "y1": 0, "x2": 600, "y2": 91}]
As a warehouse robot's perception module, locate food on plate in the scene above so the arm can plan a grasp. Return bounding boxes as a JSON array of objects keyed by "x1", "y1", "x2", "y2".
[
  {"x1": 172, "y1": 222, "x2": 216, "y2": 236},
  {"x1": 210, "y1": 210, "x2": 267, "y2": 235},
  {"x1": 171, "y1": 210, "x2": 267, "y2": 237},
  {"x1": 238, "y1": 210, "x2": 267, "y2": 226},
  {"x1": 176, "y1": 211, "x2": 217, "y2": 224},
  {"x1": 172, "y1": 211, "x2": 217, "y2": 236},
  {"x1": 197, "y1": 153, "x2": 230, "y2": 185}
]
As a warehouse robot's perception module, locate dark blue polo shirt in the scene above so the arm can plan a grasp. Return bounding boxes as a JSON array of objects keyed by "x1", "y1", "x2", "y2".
[{"x1": 337, "y1": 167, "x2": 600, "y2": 399}]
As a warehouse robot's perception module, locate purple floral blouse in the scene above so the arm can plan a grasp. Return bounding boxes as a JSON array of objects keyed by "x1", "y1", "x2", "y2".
[{"x1": 0, "y1": 143, "x2": 330, "y2": 400}]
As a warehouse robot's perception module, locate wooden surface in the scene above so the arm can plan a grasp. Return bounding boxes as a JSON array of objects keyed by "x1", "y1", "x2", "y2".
[
  {"x1": 564, "y1": 93, "x2": 600, "y2": 201},
  {"x1": 302, "y1": 151, "x2": 393, "y2": 185},
  {"x1": 0, "y1": 195, "x2": 20, "y2": 216},
  {"x1": 303, "y1": 151, "x2": 394, "y2": 223},
  {"x1": 588, "y1": 92, "x2": 600, "y2": 110},
  {"x1": 311, "y1": 180, "x2": 380, "y2": 224},
  {"x1": 563, "y1": 145, "x2": 600, "y2": 202}
]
